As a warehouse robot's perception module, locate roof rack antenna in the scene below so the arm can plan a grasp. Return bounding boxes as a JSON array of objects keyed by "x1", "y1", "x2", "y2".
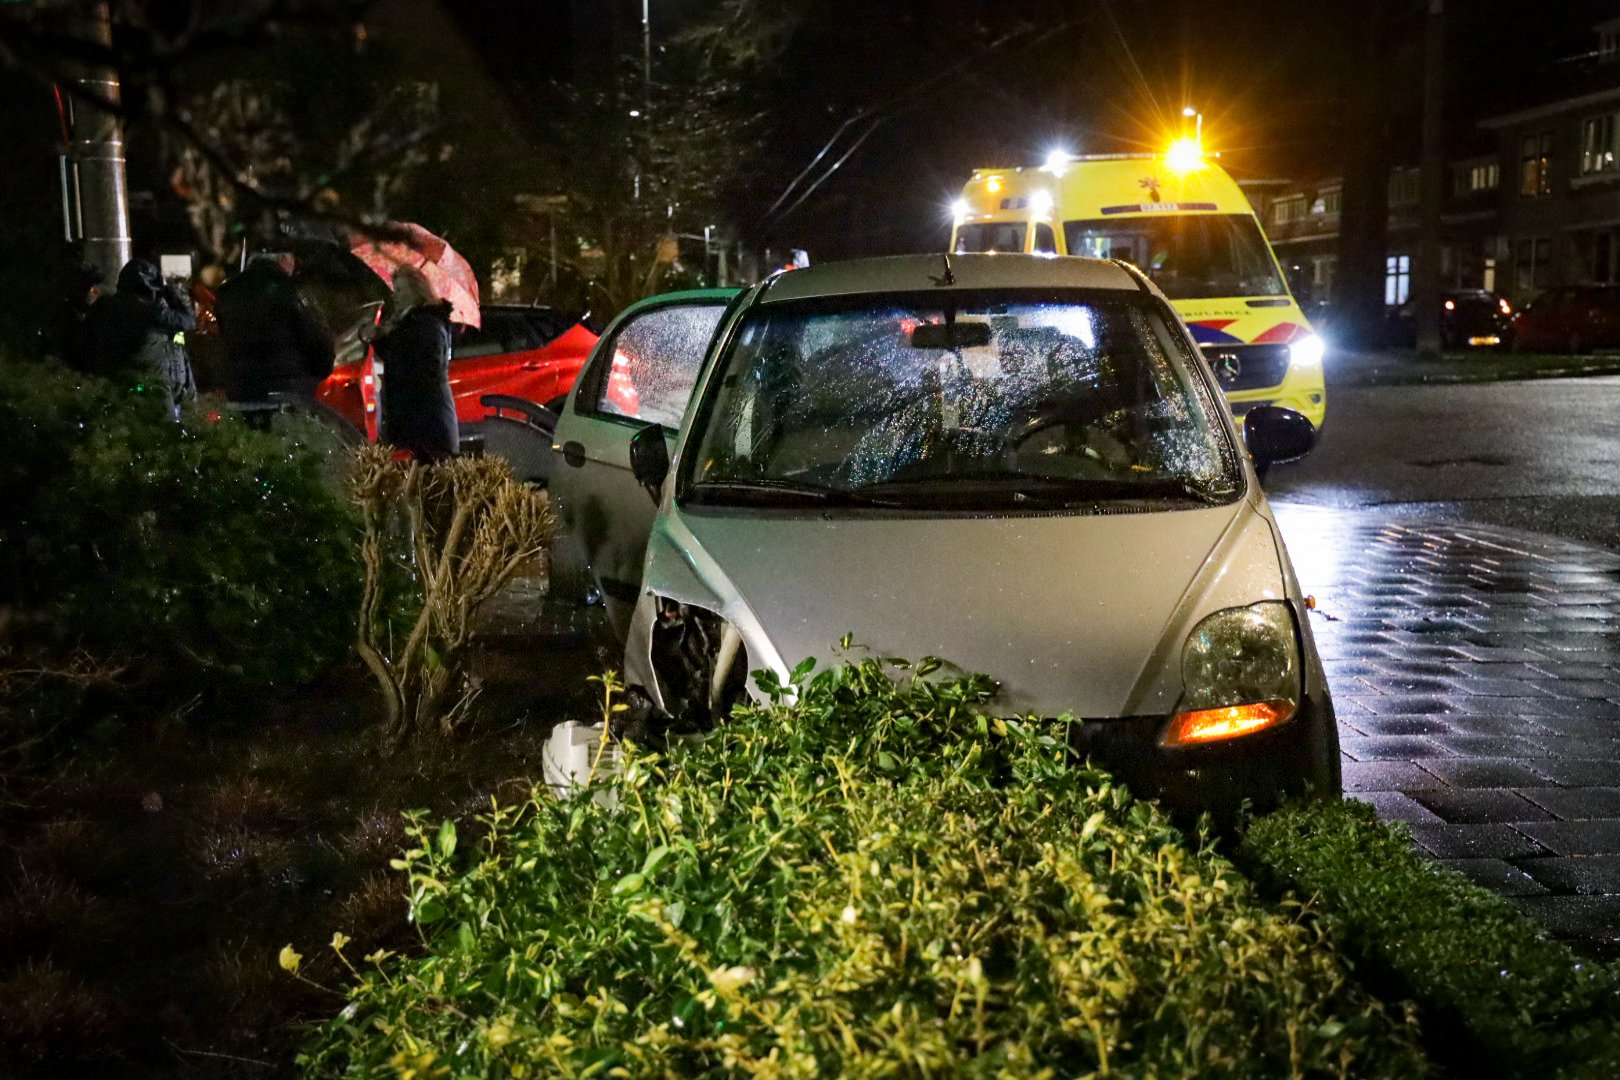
[{"x1": 932, "y1": 254, "x2": 955, "y2": 287}]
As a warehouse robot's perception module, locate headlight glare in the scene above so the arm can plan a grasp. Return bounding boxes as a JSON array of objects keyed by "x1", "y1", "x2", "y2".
[
  {"x1": 1165, "y1": 602, "x2": 1300, "y2": 747},
  {"x1": 1289, "y1": 334, "x2": 1325, "y2": 369}
]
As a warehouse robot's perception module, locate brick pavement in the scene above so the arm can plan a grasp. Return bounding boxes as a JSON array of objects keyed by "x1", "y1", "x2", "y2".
[{"x1": 1274, "y1": 505, "x2": 1620, "y2": 955}]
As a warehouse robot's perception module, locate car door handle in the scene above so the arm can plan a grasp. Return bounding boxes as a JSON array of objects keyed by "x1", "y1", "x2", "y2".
[
  {"x1": 561, "y1": 440, "x2": 586, "y2": 468},
  {"x1": 519, "y1": 360, "x2": 544, "y2": 370}
]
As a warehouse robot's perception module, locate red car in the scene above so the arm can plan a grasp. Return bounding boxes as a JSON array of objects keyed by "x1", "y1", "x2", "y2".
[
  {"x1": 1510, "y1": 285, "x2": 1620, "y2": 353},
  {"x1": 317, "y1": 304, "x2": 599, "y2": 434}
]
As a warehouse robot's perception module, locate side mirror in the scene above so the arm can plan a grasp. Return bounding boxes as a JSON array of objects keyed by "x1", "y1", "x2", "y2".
[
  {"x1": 1243, "y1": 406, "x2": 1315, "y2": 477},
  {"x1": 629, "y1": 423, "x2": 671, "y2": 503}
]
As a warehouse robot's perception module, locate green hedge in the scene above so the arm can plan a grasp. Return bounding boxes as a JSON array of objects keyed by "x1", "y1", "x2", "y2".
[
  {"x1": 0, "y1": 358, "x2": 359, "y2": 698},
  {"x1": 301, "y1": 662, "x2": 1427, "y2": 1077},
  {"x1": 1240, "y1": 800, "x2": 1620, "y2": 1079}
]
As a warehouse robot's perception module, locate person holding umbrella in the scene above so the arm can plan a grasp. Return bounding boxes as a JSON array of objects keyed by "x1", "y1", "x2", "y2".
[{"x1": 375, "y1": 266, "x2": 458, "y2": 462}]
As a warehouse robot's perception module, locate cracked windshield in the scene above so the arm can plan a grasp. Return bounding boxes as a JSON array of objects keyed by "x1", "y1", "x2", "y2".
[{"x1": 687, "y1": 293, "x2": 1238, "y2": 510}]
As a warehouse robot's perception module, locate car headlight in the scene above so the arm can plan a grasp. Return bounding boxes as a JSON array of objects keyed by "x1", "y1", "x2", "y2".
[
  {"x1": 1288, "y1": 334, "x2": 1325, "y2": 369},
  {"x1": 1163, "y1": 601, "x2": 1301, "y2": 748}
]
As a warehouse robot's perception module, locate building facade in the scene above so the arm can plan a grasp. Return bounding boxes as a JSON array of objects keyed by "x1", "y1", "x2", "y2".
[{"x1": 1264, "y1": 17, "x2": 1620, "y2": 319}]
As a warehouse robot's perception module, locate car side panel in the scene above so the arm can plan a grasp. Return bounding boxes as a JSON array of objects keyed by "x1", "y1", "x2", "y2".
[{"x1": 550, "y1": 293, "x2": 738, "y2": 638}]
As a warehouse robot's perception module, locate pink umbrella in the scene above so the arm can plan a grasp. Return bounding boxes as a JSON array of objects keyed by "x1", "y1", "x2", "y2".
[{"x1": 349, "y1": 222, "x2": 482, "y2": 329}]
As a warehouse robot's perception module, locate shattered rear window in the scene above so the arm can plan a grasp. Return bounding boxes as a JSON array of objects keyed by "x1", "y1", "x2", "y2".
[{"x1": 683, "y1": 291, "x2": 1240, "y2": 512}]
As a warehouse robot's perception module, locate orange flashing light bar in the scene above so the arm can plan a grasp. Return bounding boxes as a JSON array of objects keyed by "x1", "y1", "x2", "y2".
[{"x1": 1163, "y1": 700, "x2": 1296, "y2": 748}]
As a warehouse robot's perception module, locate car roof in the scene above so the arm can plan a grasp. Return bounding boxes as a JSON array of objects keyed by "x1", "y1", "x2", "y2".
[{"x1": 759, "y1": 253, "x2": 1140, "y2": 304}]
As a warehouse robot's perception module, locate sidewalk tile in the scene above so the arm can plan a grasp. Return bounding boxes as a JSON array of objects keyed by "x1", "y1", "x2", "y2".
[
  {"x1": 1339, "y1": 736, "x2": 1454, "y2": 761},
  {"x1": 1340, "y1": 760, "x2": 1444, "y2": 793},
  {"x1": 1413, "y1": 788, "x2": 1555, "y2": 824},
  {"x1": 1444, "y1": 715, "x2": 1551, "y2": 737},
  {"x1": 1520, "y1": 787, "x2": 1620, "y2": 819},
  {"x1": 1519, "y1": 736, "x2": 1620, "y2": 761},
  {"x1": 1349, "y1": 791, "x2": 1445, "y2": 824},
  {"x1": 1350, "y1": 715, "x2": 1452, "y2": 736},
  {"x1": 1538, "y1": 680, "x2": 1620, "y2": 700},
  {"x1": 1431, "y1": 734, "x2": 1538, "y2": 756},
  {"x1": 1509, "y1": 896, "x2": 1620, "y2": 941},
  {"x1": 1406, "y1": 823, "x2": 1550, "y2": 860},
  {"x1": 1439, "y1": 859, "x2": 1549, "y2": 896},
  {"x1": 1533, "y1": 760, "x2": 1620, "y2": 786},
  {"x1": 1511, "y1": 820, "x2": 1620, "y2": 857},
  {"x1": 1519, "y1": 856, "x2": 1620, "y2": 895},
  {"x1": 1528, "y1": 715, "x2": 1620, "y2": 739},
  {"x1": 1418, "y1": 758, "x2": 1552, "y2": 788}
]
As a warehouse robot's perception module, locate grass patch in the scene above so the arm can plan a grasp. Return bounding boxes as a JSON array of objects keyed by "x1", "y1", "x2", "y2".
[
  {"x1": 300, "y1": 662, "x2": 1427, "y2": 1077},
  {"x1": 1240, "y1": 799, "x2": 1620, "y2": 1078}
]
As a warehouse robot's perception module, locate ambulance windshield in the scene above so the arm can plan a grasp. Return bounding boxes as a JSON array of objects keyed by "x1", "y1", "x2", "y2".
[{"x1": 1064, "y1": 214, "x2": 1285, "y2": 300}]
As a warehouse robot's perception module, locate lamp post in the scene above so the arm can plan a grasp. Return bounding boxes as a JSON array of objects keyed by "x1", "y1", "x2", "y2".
[
  {"x1": 69, "y1": 2, "x2": 131, "y2": 284},
  {"x1": 1414, "y1": 0, "x2": 1446, "y2": 356}
]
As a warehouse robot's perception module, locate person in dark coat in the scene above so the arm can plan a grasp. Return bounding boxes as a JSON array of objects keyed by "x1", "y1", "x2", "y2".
[
  {"x1": 46, "y1": 263, "x2": 103, "y2": 371},
  {"x1": 214, "y1": 253, "x2": 334, "y2": 404},
  {"x1": 86, "y1": 259, "x2": 197, "y2": 418},
  {"x1": 376, "y1": 267, "x2": 458, "y2": 462}
]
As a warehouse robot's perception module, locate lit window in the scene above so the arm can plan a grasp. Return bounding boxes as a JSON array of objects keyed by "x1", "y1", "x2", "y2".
[
  {"x1": 1520, "y1": 132, "x2": 1553, "y2": 196},
  {"x1": 1384, "y1": 254, "x2": 1411, "y2": 307},
  {"x1": 1580, "y1": 113, "x2": 1620, "y2": 176},
  {"x1": 1272, "y1": 196, "x2": 1306, "y2": 226},
  {"x1": 1455, "y1": 161, "x2": 1500, "y2": 194}
]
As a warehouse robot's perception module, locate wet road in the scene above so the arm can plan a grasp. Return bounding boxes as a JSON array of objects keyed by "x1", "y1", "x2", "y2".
[{"x1": 1267, "y1": 375, "x2": 1620, "y2": 550}]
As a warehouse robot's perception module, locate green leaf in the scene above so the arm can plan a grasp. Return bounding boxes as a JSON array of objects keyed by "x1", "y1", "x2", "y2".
[
  {"x1": 414, "y1": 899, "x2": 446, "y2": 926},
  {"x1": 437, "y1": 820, "x2": 457, "y2": 859},
  {"x1": 612, "y1": 872, "x2": 645, "y2": 896},
  {"x1": 641, "y1": 845, "x2": 672, "y2": 876}
]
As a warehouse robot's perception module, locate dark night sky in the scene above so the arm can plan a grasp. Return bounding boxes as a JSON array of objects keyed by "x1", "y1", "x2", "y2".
[{"x1": 449, "y1": 0, "x2": 1620, "y2": 259}]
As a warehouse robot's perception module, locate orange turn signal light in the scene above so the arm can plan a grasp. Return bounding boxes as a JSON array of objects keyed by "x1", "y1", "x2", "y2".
[{"x1": 1163, "y1": 700, "x2": 1297, "y2": 748}]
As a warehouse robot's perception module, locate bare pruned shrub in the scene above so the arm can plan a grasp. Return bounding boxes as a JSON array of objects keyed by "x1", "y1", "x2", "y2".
[{"x1": 351, "y1": 448, "x2": 555, "y2": 746}]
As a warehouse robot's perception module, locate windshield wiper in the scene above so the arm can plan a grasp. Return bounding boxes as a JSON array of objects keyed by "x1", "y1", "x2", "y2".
[
  {"x1": 853, "y1": 471, "x2": 1231, "y2": 506},
  {"x1": 687, "y1": 478, "x2": 904, "y2": 507}
]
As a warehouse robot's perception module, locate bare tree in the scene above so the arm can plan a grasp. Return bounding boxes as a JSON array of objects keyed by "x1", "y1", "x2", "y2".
[
  {"x1": 0, "y1": 1, "x2": 443, "y2": 245},
  {"x1": 517, "y1": 10, "x2": 781, "y2": 313}
]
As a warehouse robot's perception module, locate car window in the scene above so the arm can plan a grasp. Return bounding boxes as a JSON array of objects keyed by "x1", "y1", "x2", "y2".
[
  {"x1": 523, "y1": 309, "x2": 574, "y2": 344},
  {"x1": 594, "y1": 304, "x2": 728, "y2": 428},
  {"x1": 1033, "y1": 223, "x2": 1058, "y2": 255},
  {"x1": 683, "y1": 291, "x2": 1241, "y2": 511},
  {"x1": 955, "y1": 222, "x2": 1028, "y2": 254},
  {"x1": 1064, "y1": 214, "x2": 1285, "y2": 300},
  {"x1": 453, "y1": 312, "x2": 522, "y2": 359}
]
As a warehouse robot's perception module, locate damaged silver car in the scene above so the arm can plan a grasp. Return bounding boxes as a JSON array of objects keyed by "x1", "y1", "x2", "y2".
[{"x1": 549, "y1": 255, "x2": 1337, "y2": 815}]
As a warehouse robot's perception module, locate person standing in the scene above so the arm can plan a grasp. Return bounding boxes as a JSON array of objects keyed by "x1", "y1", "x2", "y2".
[
  {"x1": 86, "y1": 259, "x2": 196, "y2": 419},
  {"x1": 214, "y1": 254, "x2": 334, "y2": 405},
  {"x1": 46, "y1": 263, "x2": 104, "y2": 371},
  {"x1": 375, "y1": 266, "x2": 458, "y2": 462}
]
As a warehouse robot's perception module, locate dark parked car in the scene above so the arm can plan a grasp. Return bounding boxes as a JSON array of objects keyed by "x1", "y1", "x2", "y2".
[
  {"x1": 1390, "y1": 288, "x2": 1514, "y2": 349},
  {"x1": 1510, "y1": 285, "x2": 1620, "y2": 354}
]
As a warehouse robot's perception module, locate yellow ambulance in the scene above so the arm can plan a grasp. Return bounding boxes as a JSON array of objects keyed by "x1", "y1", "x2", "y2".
[{"x1": 950, "y1": 147, "x2": 1326, "y2": 430}]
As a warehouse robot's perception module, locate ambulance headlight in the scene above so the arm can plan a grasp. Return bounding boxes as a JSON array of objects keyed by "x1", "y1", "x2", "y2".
[{"x1": 1289, "y1": 334, "x2": 1324, "y2": 369}]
